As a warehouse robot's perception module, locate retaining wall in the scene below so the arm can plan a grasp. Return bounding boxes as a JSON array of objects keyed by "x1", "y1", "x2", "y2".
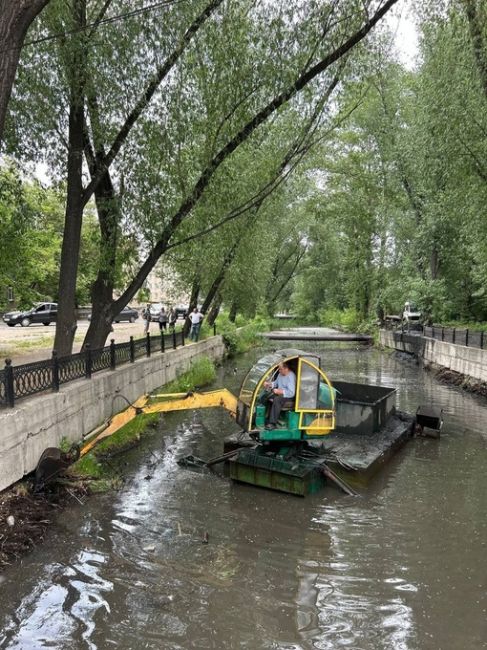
[
  {"x1": 0, "y1": 336, "x2": 225, "y2": 492},
  {"x1": 380, "y1": 330, "x2": 487, "y2": 382}
]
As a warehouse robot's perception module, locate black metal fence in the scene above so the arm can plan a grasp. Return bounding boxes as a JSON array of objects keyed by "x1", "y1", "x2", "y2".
[
  {"x1": 423, "y1": 326, "x2": 485, "y2": 349},
  {"x1": 0, "y1": 326, "x2": 212, "y2": 409}
]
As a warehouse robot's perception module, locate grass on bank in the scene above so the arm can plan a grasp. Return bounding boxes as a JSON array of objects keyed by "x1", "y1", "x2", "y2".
[
  {"x1": 69, "y1": 413, "x2": 160, "y2": 491},
  {"x1": 159, "y1": 355, "x2": 217, "y2": 393},
  {"x1": 0, "y1": 329, "x2": 92, "y2": 358}
]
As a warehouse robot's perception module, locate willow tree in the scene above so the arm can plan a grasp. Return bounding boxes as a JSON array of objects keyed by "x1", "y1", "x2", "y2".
[
  {"x1": 11, "y1": 0, "x2": 400, "y2": 354},
  {"x1": 0, "y1": 0, "x2": 51, "y2": 143},
  {"x1": 413, "y1": 4, "x2": 487, "y2": 320}
]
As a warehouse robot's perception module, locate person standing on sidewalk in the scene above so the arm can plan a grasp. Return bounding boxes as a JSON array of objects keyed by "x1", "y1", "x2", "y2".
[
  {"x1": 169, "y1": 307, "x2": 177, "y2": 331},
  {"x1": 143, "y1": 304, "x2": 152, "y2": 334},
  {"x1": 189, "y1": 308, "x2": 204, "y2": 341},
  {"x1": 158, "y1": 307, "x2": 168, "y2": 332}
]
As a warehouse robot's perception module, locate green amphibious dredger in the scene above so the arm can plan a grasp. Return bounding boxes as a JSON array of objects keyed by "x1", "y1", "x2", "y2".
[
  {"x1": 38, "y1": 349, "x2": 441, "y2": 496},
  {"x1": 225, "y1": 348, "x2": 340, "y2": 495}
]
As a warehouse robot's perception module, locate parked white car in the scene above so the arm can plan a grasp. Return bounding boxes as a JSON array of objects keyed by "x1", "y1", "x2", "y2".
[{"x1": 403, "y1": 302, "x2": 422, "y2": 327}]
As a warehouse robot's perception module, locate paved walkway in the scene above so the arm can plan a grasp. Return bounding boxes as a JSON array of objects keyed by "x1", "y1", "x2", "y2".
[{"x1": 0, "y1": 320, "x2": 173, "y2": 366}]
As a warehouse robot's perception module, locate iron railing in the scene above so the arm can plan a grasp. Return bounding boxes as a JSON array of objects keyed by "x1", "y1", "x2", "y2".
[
  {"x1": 423, "y1": 326, "x2": 485, "y2": 349},
  {"x1": 0, "y1": 325, "x2": 211, "y2": 409}
]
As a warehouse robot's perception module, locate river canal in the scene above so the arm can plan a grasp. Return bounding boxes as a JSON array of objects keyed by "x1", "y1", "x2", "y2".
[{"x1": 0, "y1": 343, "x2": 486, "y2": 649}]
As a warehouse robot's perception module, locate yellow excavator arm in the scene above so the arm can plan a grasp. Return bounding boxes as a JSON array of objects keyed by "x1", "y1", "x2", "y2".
[{"x1": 81, "y1": 390, "x2": 238, "y2": 457}]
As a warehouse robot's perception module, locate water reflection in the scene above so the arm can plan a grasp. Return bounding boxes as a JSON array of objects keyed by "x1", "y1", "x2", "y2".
[
  {"x1": 1, "y1": 550, "x2": 112, "y2": 649},
  {"x1": 0, "y1": 344, "x2": 486, "y2": 649}
]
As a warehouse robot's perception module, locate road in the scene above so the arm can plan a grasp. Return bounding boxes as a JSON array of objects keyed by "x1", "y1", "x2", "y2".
[{"x1": 0, "y1": 320, "x2": 173, "y2": 366}]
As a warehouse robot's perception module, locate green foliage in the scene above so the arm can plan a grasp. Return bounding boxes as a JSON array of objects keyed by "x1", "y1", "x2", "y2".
[
  {"x1": 6, "y1": 0, "x2": 400, "y2": 354},
  {"x1": 58, "y1": 436, "x2": 71, "y2": 453},
  {"x1": 161, "y1": 356, "x2": 217, "y2": 393},
  {"x1": 137, "y1": 287, "x2": 151, "y2": 303},
  {"x1": 215, "y1": 313, "x2": 270, "y2": 356},
  {"x1": 72, "y1": 453, "x2": 106, "y2": 480},
  {"x1": 318, "y1": 307, "x2": 363, "y2": 332},
  {"x1": 0, "y1": 162, "x2": 101, "y2": 309},
  {"x1": 288, "y1": 12, "x2": 487, "y2": 327},
  {"x1": 0, "y1": 163, "x2": 61, "y2": 309}
]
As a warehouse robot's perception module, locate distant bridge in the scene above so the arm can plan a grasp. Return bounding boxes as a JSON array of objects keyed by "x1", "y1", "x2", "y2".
[{"x1": 262, "y1": 331, "x2": 373, "y2": 342}]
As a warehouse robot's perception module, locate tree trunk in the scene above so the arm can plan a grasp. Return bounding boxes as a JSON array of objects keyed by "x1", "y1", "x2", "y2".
[
  {"x1": 463, "y1": 0, "x2": 487, "y2": 100},
  {"x1": 53, "y1": 0, "x2": 86, "y2": 356},
  {"x1": 81, "y1": 83, "x2": 121, "y2": 351},
  {"x1": 0, "y1": 0, "x2": 50, "y2": 143},
  {"x1": 81, "y1": 172, "x2": 120, "y2": 350},
  {"x1": 206, "y1": 293, "x2": 222, "y2": 327},
  {"x1": 183, "y1": 279, "x2": 200, "y2": 337},
  {"x1": 430, "y1": 246, "x2": 439, "y2": 280},
  {"x1": 200, "y1": 240, "x2": 239, "y2": 315},
  {"x1": 228, "y1": 301, "x2": 237, "y2": 323}
]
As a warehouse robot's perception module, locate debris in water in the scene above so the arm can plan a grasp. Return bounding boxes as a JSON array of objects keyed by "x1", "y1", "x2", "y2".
[
  {"x1": 202, "y1": 531, "x2": 209, "y2": 544},
  {"x1": 6, "y1": 515, "x2": 15, "y2": 527},
  {"x1": 177, "y1": 522, "x2": 182, "y2": 536}
]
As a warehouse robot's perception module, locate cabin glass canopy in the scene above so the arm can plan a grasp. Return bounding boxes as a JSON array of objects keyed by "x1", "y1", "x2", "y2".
[{"x1": 239, "y1": 348, "x2": 321, "y2": 406}]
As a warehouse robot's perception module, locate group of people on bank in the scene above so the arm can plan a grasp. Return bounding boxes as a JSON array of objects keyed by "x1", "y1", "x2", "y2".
[{"x1": 142, "y1": 304, "x2": 204, "y2": 342}]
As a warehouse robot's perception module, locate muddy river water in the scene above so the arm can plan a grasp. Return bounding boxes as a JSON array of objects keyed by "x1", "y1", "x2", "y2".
[{"x1": 0, "y1": 343, "x2": 486, "y2": 649}]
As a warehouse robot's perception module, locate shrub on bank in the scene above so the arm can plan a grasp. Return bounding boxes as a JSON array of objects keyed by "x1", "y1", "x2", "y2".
[
  {"x1": 215, "y1": 314, "x2": 271, "y2": 356},
  {"x1": 318, "y1": 307, "x2": 362, "y2": 332}
]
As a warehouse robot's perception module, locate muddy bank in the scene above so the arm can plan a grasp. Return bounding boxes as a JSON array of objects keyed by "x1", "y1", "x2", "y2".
[{"x1": 425, "y1": 362, "x2": 487, "y2": 398}]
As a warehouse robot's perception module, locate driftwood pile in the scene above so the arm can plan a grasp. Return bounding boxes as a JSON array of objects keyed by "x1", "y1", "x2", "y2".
[{"x1": 0, "y1": 482, "x2": 87, "y2": 570}]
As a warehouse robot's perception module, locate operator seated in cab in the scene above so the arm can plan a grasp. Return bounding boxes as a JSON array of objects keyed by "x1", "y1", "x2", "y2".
[{"x1": 263, "y1": 361, "x2": 296, "y2": 429}]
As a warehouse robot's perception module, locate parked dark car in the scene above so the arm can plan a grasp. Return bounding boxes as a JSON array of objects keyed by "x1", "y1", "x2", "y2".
[
  {"x1": 88, "y1": 306, "x2": 139, "y2": 323},
  {"x1": 114, "y1": 306, "x2": 139, "y2": 323},
  {"x1": 2, "y1": 302, "x2": 58, "y2": 327},
  {"x1": 174, "y1": 305, "x2": 188, "y2": 319}
]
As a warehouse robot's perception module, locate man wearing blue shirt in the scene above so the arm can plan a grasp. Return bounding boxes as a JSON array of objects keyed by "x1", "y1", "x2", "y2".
[{"x1": 263, "y1": 362, "x2": 296, "y2": 429}]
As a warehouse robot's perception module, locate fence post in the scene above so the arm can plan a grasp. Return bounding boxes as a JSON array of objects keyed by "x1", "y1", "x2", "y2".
[
  {"x1": 110, "y1": 339, "x2": 116, "y2": 369},
  {"x1": 213, "y1": 323, "x2": 216, "y2": 336},
  {"x1": 85, "y1": 344, "x2": 92, "y2": 379},
  {"x1": 172, "y1": 330, "x2": 177, "y2": 350},
  {"x1": 452, "y1": 328, "x2": 456, "y2": 344},
  {"x1": 432, "y1": 326, "x2": 435, "y2": 340},
  {"x1": 52, "y1": 350, "x2": 60, "y2": 392},
  {"x1": 4, "y1": 359, "x2": 14, "y2": 408},
  {"x1": 161, "y1": 332, "x2": 165, "y2": 353},
  {"x1": 130, "y1": 336, "x2": 135, "y2": 362},
  {"x1": 465, "y1": 329, "x2": 469, "y2": 347},
  {"x1": 146, "y1": 332, "x2": 151, "y2": 357},
  {"x1": 481, "y1": 331, "x2": 484, "y2": 350},
  {"x1": 181, "y1": 329, "x2": 185, "y2": 346},
  {"x1": 441, "y1": 327, "x2": 444, "y2": 341}
]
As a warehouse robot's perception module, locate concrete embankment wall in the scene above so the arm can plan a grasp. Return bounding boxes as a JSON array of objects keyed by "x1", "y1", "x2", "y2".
[
  {"x1": 0, "y1": 337, "x2": 226, "y2": 492},
  {"x1": 379, "y1": 330, "x2": 487, "y2": 382}
]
